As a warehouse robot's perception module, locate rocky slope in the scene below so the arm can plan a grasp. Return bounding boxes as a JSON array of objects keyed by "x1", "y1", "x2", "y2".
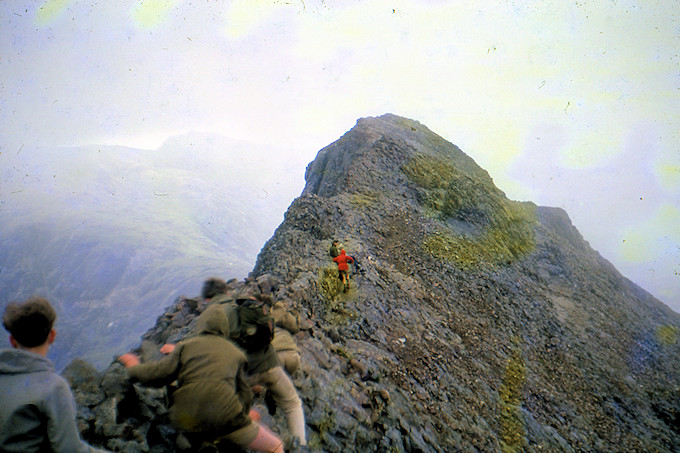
[{"x1": 68, "y1": 114, "x2": 680, "y2": 452}]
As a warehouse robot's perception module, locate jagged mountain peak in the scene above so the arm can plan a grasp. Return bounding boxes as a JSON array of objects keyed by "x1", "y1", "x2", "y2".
[
  {"x1": 71, "y1": 115, "x2": 679, "y2": 452},
  {"x1": 254, "y1": 114, "x2": 680, "y2": 451},
  {"x1": 303, "y1": 113, "x2": 495, "y2": 199}
]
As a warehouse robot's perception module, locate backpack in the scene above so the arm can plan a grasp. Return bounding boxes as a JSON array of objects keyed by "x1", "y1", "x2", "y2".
[
  {"x1": 271, "y1": 302, "x2": 300, "y2": 334},
  {"x1": 235, "y1": 298, "x2": 275, "y2": 353}
]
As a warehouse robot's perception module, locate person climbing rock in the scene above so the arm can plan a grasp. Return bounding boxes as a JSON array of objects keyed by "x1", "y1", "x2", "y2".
[
  {"x1": 333, "y1": 249, "x2": 354, "y2": 292},
  {"x1": 163, "y1": 278, "x2": 307, "y2": 447},
  {"x1": 329, "y1": 240, "x2": 340, "y2": 259},
  {"x1": 345, "y1": 249, "x2": 362, "y2": 276},
  {"x1": 118, "y1": 304, "x2": 284, "y2": 453},
  {"x1": 271, "y1": 301, "x2": 301, "y2": 376}
]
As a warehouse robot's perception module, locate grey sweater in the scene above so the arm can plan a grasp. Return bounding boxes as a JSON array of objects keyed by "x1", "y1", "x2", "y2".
[{"x1": 0, "y1": 348, "x2": 108, "y2": 452}]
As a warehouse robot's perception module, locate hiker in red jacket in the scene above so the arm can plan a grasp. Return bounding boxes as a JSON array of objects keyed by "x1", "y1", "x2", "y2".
[{"x1": 333, "y1": 249, "x2": 354, "y2": 292}]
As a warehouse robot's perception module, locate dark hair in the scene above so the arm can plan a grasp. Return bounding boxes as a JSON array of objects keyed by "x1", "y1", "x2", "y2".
[
  {"x1": 201, "y1": 278, "x2": 228, "y2": 299},
  {"x1": 253, "y1": 292, "x2": 274, "y2": 307},
  {"x1": 2, "y1": 297, "x2": 57, "y2": 348}
]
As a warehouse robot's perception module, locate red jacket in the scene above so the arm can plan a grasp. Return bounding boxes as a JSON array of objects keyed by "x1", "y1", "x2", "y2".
[{"x1": 333, "y1": 250, "x2": 354, "y2": 271}]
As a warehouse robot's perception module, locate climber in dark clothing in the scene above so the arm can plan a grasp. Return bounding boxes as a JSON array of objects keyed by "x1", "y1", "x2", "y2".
[
  {"x1": 212, "y1": 286, "x2": 306, "y2": 446},
  {"x1": 161, "y1": 278, "x2": 307, "y2": 446},
  {"x1": 119, "y1": 305, "x2": 284, "y2": 452},
  {"x1": 329, "y1": 240, "x2": 340, "y2": 259},
  {"x1": 348, "y1": 252, "x2": 362, "y2": 275}
]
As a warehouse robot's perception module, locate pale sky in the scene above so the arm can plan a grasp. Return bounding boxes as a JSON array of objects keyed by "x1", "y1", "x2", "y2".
[{"x1": 1, "y1": 0, "x2": 679, "y2": 312}]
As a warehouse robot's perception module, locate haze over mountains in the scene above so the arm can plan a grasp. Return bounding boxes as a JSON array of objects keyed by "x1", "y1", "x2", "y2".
[{"x1": 0, "y1": 134, "x2": 309, "y2": 370}]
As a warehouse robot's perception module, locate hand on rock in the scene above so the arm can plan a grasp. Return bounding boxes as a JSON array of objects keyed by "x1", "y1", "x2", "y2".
[
  {"x1": 160, "y1": 343, "x2": 176, "y2": 354},
  {"x1": 249, "y1": 408, "x2": 261, "y2": 422},
  {"x1": 118, "y1": 353, "x2": 140, "y2": 368}
]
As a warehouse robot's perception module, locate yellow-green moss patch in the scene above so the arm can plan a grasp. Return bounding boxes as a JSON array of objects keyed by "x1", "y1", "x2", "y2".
[
  {"x1": 402, "y1": 154, "x2": 461, "y2": 190},
  {"x1": 319, "y1": 266, "x2": 343, "y2": 302},
  {"x1": 403, "y1": 154, "x2": 536, "y2": 267},
  {"x1": 657, "y1": 325, "x2": 679, "y2": 346},
  {"x1": 499, "y1": 347, "x2": 527, "y2": 453},
  {"x1": 424, "y1": 207, "x2": 536, "y2": 268},
  {"x1": 351, "y1": 192, "x2": 380, "y2": 208},
  {"x1": 318, "y1": 266, "x2": 358, "y2": 324}
]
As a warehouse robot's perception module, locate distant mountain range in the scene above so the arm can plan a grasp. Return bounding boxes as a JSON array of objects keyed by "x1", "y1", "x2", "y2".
[{"x1": 0, "y1": 134, "x2": 309, "y2": 370}]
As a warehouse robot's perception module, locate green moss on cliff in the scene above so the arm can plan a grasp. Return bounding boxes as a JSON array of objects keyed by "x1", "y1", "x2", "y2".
[
  {"x1": 351, "y1": 192, "x2": 380, "y2": 208},
  {"x1": 657, "y1": 325, "x2": 679, "y2": 346},
  {"x1": 319, "y1": 266, "x2": 343, "y2": 301},
  {"x1": 402, "y1": 154, "x2": 460, "y2": 190},
  {"x1": 499, "y1": 347, "x2": 527, "y2": 453},
  {"x1": 424, "y1": 200, "x2": 536, "y2": 267},
  {"x1": 403, "y1": 154, "x2": 536, "y2": 267},
  {"x1": 318, "y1": 266, "x2": 357, "y2": 324}
]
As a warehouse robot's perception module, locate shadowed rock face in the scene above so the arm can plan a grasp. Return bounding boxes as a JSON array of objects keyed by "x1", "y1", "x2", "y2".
[{"x1": 69, "y1": 114, "x2": 680, "y2": 452}]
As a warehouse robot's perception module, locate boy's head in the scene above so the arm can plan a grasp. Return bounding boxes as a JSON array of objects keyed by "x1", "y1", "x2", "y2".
[
  {"x1": 201, "y1": 277, "x2": 228, "y2": 300},
  {"x1": 2, "y1": 297, "x2": 57, "y2": 348}
]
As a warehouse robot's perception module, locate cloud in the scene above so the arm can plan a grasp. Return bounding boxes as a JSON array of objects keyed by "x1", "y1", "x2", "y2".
[
  {"x1": 36, "y1": 0, "x2": 73, "y2": 25},
  {"x1": 657, "y1": 164, "x2": 680, "y2": 194},
  {"x1": 131, "y1": 0, "x2": 179, "y2": 30},
  {"x1": 617, "y1": 203, "x2": 680, "y2": 304},
  {"x1": 620, "y1": 204, "x2": 680, "y2": 263}
]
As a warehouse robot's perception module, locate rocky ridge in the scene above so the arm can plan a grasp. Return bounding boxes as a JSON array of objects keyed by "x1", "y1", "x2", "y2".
[{"x1": 68, "y1": 114, "x2": 680, "y2": 452}]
